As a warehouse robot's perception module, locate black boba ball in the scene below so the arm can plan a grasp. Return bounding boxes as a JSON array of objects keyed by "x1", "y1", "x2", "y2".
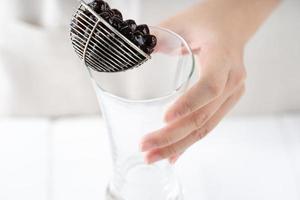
[
  {"x1": 88, "y1": 0, "x2": 110, "y2": 14},
  {"x1": 99, "y1": 1, "x2": 111, "y2": 12},
  {"x1": 141, "y1": 46, "x2": 154, "y2": 54},
  {"x1": 120, "y1": 20, "x2": 137, "y2": 34},
  {"x1": 108, "y1": 17, "x2": 123, "y2": 29},
  {"x1": 99, "y1": 11, "x2": 112, "y2": 20},
  {"x1": 132, "y1": 31, "x2": 146, "y2": 47},
  {"x1": 144, "y1": 34, "x2": 157, "y2": 48},
  {"x1": 110, "y1": 9, "x2": 123, "y2": 20},
  {"x1": 147, "y1": 47, "x2": 154, "y2": 54},
  {"x1": 136, "y1": 24, "x2": 150, "y2": 35}
]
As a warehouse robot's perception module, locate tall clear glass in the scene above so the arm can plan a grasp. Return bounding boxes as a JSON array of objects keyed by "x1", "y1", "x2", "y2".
[{"x1": 88, "y1": 27, "x2": 195, "y2": 200}]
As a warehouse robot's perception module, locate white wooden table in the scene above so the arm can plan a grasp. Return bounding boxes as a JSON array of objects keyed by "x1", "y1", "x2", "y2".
[{"x1": 0, "y1": 114, "x2": 299, "y2": 200}]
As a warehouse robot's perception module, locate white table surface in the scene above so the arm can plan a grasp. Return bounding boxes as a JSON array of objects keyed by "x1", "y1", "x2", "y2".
[{"x1": 0, "y1": 114, "x2": 299, "y2": 200}]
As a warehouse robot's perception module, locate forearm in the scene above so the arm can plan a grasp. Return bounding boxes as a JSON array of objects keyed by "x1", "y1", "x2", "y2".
[
  {"x1": 163, "y1": 0, "x2": 280, "y2": 49},
  {"x1": 215, "y1": 0, "x2": 281, "y2": 45}
]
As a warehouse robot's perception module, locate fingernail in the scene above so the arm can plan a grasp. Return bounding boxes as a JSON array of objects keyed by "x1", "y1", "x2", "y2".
[
  {"x1": 147, "y1": 153, "x2": 162, "y2": 164},
  {"x1": 169, "y1": 158, "x2": 175, "y2": 164},
  {"x1": 140, "y1": 141, "x2": 156, "y2": 152},
  {"x1": 170, "y1": 157, "x2": 179, "y2": 164}
]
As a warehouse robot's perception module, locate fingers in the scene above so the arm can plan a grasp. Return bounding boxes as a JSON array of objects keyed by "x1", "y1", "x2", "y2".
[
  {"x1": 140, "y1": 91, "x2": 226, "y2": 152},
  {"x1": 168, "y1": 152, "x2": 183, "y2": 164},
  {"x1": 164, "y1": 50, "x2": 230, "y2": 123},
  {"x1": 165, "y1": 75, "x2": 226, "y2": 122},
  {"x1": 145, "y1": 85, "x2": 245, "y2": 164},
  {"x1": 140, "y1": 69, "x2": 245, "y2": 152}
]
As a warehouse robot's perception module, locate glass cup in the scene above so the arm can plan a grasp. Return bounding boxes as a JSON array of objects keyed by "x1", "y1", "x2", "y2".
[{"x1": 88, "y1": 26, "x2": 195, "y2": 200}]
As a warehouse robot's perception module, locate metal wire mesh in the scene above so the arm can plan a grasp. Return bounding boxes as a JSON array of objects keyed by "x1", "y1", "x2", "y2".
[{"x1": 70, "y1": 1, "x2": 150, "y2": 72}]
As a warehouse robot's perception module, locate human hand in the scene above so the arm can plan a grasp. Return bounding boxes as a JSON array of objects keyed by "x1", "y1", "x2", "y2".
[{"x1": 140, "y1": 0, "x2": 279, "y2": 164}]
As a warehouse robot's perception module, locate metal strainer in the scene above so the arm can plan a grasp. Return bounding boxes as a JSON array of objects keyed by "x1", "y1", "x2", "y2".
[{"x1": 70, "y1": 1, "x2": 151, "y2": 73}]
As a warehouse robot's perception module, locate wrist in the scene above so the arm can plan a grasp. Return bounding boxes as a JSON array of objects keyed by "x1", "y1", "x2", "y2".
[
  {"x1": 195, "y1": 0, "x2": 280, "y2": 47},
  {"x1": 218, "y1": 0, "x2": 280, "y2": 45}
]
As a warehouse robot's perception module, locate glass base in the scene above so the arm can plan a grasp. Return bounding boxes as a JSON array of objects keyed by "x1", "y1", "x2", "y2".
[
  {"x1": 106, "y1": 183, "x2": 183, "y2": 200},
  {"x1": 105, "y1": 159, "x2": 183, "y2": 200}
]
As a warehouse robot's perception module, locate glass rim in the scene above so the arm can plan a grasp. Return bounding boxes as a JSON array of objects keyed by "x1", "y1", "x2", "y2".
[{"x1": 90, "y1": 26, "x2": 195, "y2": 103}]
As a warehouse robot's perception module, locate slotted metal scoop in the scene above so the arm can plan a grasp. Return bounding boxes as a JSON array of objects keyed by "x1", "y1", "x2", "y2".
[{"x1": 70, "y1": 1, "x2": 151, "y2": 73}]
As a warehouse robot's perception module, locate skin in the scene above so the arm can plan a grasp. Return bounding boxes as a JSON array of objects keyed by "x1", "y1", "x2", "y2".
[{"x1": 140, "y1": 0, "x2": 280, "y2": 164}]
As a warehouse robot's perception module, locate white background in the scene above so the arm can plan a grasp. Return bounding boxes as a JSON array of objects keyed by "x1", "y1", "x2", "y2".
[
  {"x1": 0, "y1": 0, "x2": 299, "y2": 200},
  {"x1": 0, "y1": 115, "x2": 299, "y2": 200},
  {"x1": 0, "y1": 0, "x2": 299, "y2": 116}
]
